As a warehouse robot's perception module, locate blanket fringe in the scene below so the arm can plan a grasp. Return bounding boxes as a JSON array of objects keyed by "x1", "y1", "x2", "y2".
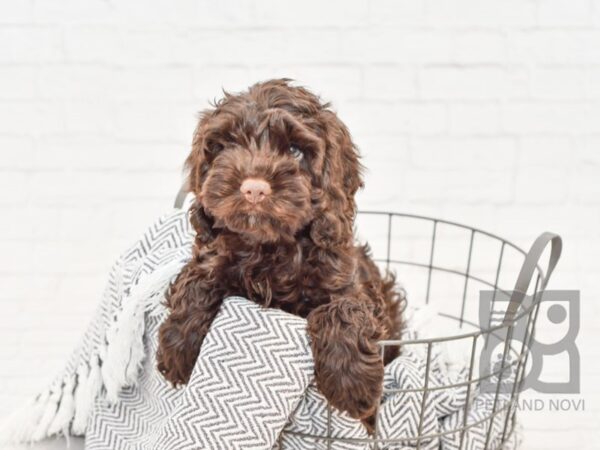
[
  {"x1": 0, "y1": 389, "x2": 49, "y2": 444},
  {"x1": 31, "y1": 386, "x2": 62, "y2": 442},
  {"x1": 71, "y1": 363, "x2": 90, "y2": 435},
  {"x1": 47, "y1": 376, "x2": 75, "y2": 437},
  {"x1": 72, "y1": 357, "x2": 102, "y2": 435},
  {"x1": 0, "y1": 258, "x2": 186, "y2": 444},
  {"x1": 102, "y1": 259, "x2": 186, "y2": 403},
  {"x1": 102, "y1": 290, "x2": 148, "y2": 403},
  {"x1": 0, "y1": 358, "x2": 104, "y2": 445}
]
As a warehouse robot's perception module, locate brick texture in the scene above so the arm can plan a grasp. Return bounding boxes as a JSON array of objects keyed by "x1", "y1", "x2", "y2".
[{"x1": 0, "y1": 1, "x2": 598, "y2": 448}]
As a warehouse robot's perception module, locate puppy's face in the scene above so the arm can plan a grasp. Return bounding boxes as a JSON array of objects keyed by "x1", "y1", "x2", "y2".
[
  {"x1": 187, "y1": 80, "x2": 363, "y2": 246},
  {"x1": 198, "y1": 106, "x2": 320, "y2": 243}
]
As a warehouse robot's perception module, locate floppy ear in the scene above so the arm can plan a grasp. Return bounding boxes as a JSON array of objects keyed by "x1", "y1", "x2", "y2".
[
  {"x1": 310, "y1": 110, "x2": 363, "y2": 249},
  {"x1": 185, "y1": 110, "x2": 222, "y2": 244},
  {"x1": 189, "y1": 200, "x2": 217, "y2": 245},
  {"x1": 186, "y1": 110, "x2": 216, "y2": 196}
]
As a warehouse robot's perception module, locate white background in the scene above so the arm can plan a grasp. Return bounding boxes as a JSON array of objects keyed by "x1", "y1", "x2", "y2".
[{"x1": 0, "y1": 0, "x2": 599, "y2": 448}]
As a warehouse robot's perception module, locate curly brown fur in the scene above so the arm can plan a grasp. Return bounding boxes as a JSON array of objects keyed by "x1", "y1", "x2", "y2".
[{"x1": 156, "y1": 79, "x2": 404, "y2": 431}]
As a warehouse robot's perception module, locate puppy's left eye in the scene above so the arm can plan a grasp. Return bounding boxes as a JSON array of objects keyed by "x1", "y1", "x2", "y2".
[{"x1": 289, "y1": 145, "x2": 303, "y2": 160}]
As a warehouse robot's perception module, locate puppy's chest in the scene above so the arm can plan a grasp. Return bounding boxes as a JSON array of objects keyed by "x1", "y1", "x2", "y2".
[
  {"x1": 242, "y1": 259, "x2": 302, "y2": 296},
  {"x1": 230, "y1": 250, "x2": 328, "y2": 313},
  {"x1": 237, "y1": 267, "x2": 358, "y2": 321}
]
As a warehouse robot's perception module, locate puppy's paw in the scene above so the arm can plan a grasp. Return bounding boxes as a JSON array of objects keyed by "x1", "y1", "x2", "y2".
[
  {"x1": 314, "y1": 346, "x2": 384, "y2": 421},
  {"x1": 307, "y1": 298, "x2": 385, "y2": 423}
]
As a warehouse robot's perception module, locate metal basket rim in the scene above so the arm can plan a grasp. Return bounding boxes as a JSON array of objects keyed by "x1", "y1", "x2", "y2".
[{"x1": 356, "y1": 210, "x2": 545, "y2": 346}]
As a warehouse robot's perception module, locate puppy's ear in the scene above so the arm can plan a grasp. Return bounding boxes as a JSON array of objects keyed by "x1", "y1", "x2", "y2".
[
  {"x1": 186, "y1": 110, "x2": 214, "y2": 197},
  {"x1": 189, "y1": 200, "x2": 217, "y2": 245},
  {"x1": 185, "y1": 109, "x2": 223, "y2": 244},
  {"x1": 310, "y1": 110, "x2": 363, "y2": 249}
]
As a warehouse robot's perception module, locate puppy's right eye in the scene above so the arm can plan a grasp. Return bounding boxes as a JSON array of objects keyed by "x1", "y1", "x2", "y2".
[
  {"x1": 289, "y1": 145, "x2": 303, "y2": 160},
  {"x1": 207, "y1": 142, "x2": 224, "y2": 155}
]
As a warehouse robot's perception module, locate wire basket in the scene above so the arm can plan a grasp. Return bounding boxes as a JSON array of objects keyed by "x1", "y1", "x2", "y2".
[{"x1": 279, "y1": 211, "x2": 562, "y2": 450}]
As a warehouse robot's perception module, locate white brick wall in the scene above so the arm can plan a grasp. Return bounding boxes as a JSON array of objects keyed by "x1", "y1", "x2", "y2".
[{"x1": 1, "y1": 1, "x2": 599, "y2": 448}]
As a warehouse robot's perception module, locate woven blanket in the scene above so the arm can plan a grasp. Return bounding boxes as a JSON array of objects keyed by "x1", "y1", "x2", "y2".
[{"x1": 0, "y1": 208, "x2": 520, "y2": 450}]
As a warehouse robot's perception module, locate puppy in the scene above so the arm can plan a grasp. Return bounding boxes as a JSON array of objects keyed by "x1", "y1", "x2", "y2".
[{"x1": 156, "y1": 79, "x2": 404, "y2": 428}]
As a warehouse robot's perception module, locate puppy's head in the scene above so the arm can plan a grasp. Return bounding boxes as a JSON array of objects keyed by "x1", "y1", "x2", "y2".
[{"x1": 187, "y1": 79, "x2": 362, "y2": 247}]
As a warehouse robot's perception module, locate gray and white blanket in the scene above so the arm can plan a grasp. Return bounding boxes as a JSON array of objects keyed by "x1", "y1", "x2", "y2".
[{"x1": 0, "y1": 208, "x2": 519, "y2": 450}]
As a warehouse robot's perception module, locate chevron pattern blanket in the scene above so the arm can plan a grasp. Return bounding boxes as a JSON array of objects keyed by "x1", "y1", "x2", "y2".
[{"x1": 0, "y1": 208, "x2": 520, "y2": 450}]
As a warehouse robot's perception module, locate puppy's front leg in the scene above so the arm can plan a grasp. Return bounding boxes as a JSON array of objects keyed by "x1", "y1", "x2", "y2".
[
  {"x1": 156, "y1": 261, "x2": 224, "y2": 386},
  {"x1": 307, "y1": 296, "x2": 384, "y2": 429}
]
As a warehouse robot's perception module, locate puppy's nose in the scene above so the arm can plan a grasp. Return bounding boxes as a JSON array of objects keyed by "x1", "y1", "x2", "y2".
[{"x1": 240, "y1": 178, "x2": 271, "y2": 204}]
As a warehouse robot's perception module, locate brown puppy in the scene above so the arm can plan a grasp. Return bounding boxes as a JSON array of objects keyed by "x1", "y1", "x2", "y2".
[{"x1": 156, "y1": 79, "x2": 403, "y2": 428}]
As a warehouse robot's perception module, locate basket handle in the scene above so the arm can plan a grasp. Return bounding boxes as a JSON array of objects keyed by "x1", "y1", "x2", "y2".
[
  {"x1": 502, "y1": 232, "x2": 562, "y2": 325},
  {"x1": 174, "y1": 178, "x2": 190, "y2": 209}
]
